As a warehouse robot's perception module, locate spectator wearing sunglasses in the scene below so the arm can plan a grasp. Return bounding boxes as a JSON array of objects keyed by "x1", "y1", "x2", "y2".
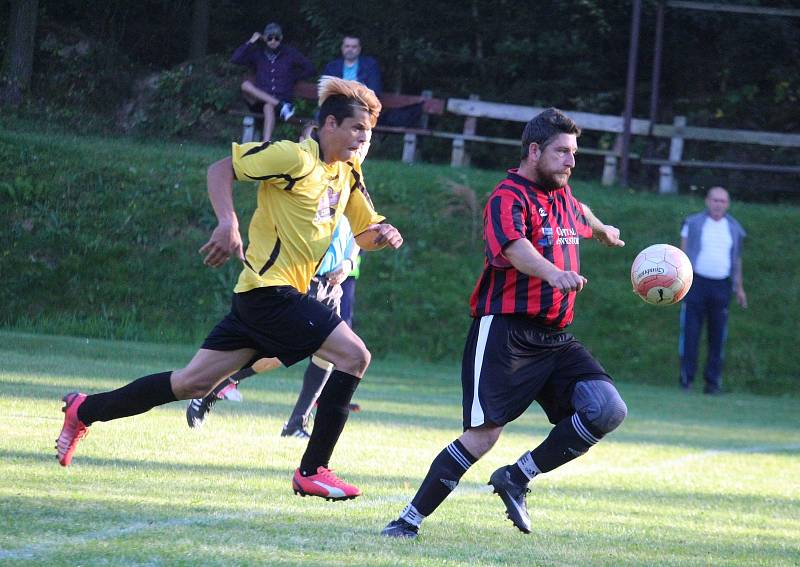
[{"x1": 232, "y1": 22, "x2": 315, "y2": 141}]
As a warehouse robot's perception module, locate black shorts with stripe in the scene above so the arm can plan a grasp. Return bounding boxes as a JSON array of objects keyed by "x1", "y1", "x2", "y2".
[
  {"x1": 201, "y1": 286, "x2": 342, "y2": 367},
  {"x1": 461, "y1": 314, "x2": 612, "y2": 429}
]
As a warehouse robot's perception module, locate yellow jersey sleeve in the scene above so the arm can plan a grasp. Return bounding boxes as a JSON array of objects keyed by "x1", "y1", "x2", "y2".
[
  {"x1": 231, "y1": 140, "x2": 316, "y2": 188},
  {"x1": 344, "y1": 160, "x2": 385, "y2": 235}
]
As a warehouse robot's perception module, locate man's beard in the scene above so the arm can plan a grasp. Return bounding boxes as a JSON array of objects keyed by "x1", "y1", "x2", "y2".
[{"x1": 535, "y1": 165, "x2": 569, "y2": 190}]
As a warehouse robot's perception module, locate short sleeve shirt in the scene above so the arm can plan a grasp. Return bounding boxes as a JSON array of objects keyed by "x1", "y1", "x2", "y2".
[
  {"x1": 231, "y1": 138, "x2": 384, "y2": 293},
  {"x1": 470, "y1": 169, "x2": 592, "y2": 328}
]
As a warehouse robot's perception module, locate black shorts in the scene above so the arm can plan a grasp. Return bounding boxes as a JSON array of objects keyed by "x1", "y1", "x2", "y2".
[
  {"x1": 201, "y1": 286, "x2": 342, "y2": 367},
  {"x1": 461, "y1": 314, "x2": 612, "y2": 429}
]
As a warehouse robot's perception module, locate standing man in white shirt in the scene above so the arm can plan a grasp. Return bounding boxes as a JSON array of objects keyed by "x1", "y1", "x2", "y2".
[{"x1": 679, "y1": 186, "x2": 747, "y2": 394}]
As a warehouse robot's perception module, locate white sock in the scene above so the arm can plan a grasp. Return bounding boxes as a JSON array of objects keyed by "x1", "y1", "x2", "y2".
[
  {"x1": 516, "y1": 451, "x2": 541, "y2": 481},
  {"x1": 400, "y1": 503, "x2": 425, "y2": 527}
]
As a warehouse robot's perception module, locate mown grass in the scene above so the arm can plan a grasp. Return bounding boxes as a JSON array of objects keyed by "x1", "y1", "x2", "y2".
[
  {"x1": 0, "y1": 331, "x2": 798, "y2": 566},
  {"x1": 1, "y1": 126, "x2": 798, "y2": 395}
]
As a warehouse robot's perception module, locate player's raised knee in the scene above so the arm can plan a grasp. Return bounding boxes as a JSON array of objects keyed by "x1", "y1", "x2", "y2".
[
  {"x1": 574, "y1": 380, "x2": 627, "y2": 435},
  {"x1": 597, "y1": 395, "x2": 627, "y2": 433}
]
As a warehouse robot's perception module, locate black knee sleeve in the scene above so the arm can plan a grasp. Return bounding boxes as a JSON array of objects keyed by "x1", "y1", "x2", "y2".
[{"x1": 572, "y1": 380, "x2": 627, "y2": 435}]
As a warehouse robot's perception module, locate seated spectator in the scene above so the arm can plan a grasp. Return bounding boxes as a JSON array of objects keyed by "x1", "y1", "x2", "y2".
[
  {"x1": 322, "y1": 35, "x2": 382, "y2": 96},
  {"x1": 231, "y1": 22, "x2": 315, "y2": 141}
]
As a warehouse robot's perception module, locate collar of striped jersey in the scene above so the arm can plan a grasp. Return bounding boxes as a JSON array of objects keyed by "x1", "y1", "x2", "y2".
[{"x1": 506, "y1": 168, "x2": 563, "y2": 193}]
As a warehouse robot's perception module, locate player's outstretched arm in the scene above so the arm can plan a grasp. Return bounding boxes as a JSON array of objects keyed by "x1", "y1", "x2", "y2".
[
  {"x1": 199, "y1": 157, "x2": 245, "y2": 267},
  {"x1": 581, "y1": 203, "x2": 625, "y2": 247},
  {"x1": 504, "y1": 239, "x2": 587, "y2": 293},
  {"x1": 354, "y1": 223, "x2": 403, "y2": 251}
]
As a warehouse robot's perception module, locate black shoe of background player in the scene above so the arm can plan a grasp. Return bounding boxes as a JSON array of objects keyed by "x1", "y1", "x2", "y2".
[
  {"x1": 381, "y1": 518, "x2": 419, "y2": 539},
  {"x1": 488, "y1": 465, "x2": 532, "y2": 533},
  {"x1": 185, "y1": 377, "x2": 239, "y2": 428},
  {"x1": 281, "y1": 415, "x2": 310, "y2": 439}
]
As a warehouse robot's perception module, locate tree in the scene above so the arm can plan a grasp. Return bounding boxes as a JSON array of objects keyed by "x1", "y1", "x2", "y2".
[
  {"x1": 1, "y1": 0, "x2": 39, "y2": 107},
  {"x1": 188, "y1": 0, "x2": 210, "y2": 61}
]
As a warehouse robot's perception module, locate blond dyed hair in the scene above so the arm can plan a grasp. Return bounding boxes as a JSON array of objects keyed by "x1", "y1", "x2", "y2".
[{"x1": 318, "y1": 75, "x2": 382, "y2": 127}]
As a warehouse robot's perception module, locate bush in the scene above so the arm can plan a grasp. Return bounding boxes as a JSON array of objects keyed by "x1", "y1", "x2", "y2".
[
  {"x1": 128, "y1": 55, "x2": 242, "y2": 142},
  {"x1": 30, "y1": 27, "x2": 137, "y2": 128}
]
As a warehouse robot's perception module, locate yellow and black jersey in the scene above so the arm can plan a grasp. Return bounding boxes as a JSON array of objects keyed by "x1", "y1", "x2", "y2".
[{"x1": 231, "y1": 137, "x2": 384, "y2": 293}]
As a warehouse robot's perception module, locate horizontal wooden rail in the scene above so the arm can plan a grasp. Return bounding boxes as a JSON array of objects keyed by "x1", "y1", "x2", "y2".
[
  {"x1": 641, "y1": 158, "x2": 800, "y2": 174},
  {"x1": 292, "y1": 81, "x2": 445, "y2": 114},
  {"x1": 447, "y1": 99, "x2": 800, "y2": 148}
]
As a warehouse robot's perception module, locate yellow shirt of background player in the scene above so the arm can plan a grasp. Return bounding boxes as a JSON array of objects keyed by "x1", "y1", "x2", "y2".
[{"x1": 230, "y1": 137, "x2": 384, "y2": 293}]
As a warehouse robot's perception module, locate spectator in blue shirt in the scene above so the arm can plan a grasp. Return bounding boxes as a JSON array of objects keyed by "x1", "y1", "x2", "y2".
[
  {"x1": 322, "y1": 35, "x2": 382, "y2": 96},
  {"x1": 231, "y1": 22, "x2": 315, "y2": 141}
]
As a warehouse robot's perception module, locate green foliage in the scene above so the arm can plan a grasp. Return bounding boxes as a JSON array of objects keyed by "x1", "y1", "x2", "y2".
[
  {"x1": 33, "y1": 29, "x2": 136, "y2": 115},
  {"x1": 1, "y1": 127, "x2": 797, "y2": 396},
  {"x1": 131, "y1": 55, "x2": 242, "y2": 141}
]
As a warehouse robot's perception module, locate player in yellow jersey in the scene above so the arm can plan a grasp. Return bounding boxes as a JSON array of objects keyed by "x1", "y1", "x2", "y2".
[
  {"x1": 185, "y1": 126, "x2": 371, "y2": 436},
  {"x1": 55, "y1": 77, "x2": 403, "y2": 501}
]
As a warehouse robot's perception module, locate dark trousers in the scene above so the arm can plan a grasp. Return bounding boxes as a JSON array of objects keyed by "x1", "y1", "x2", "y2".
[{"x1": 679, "y1": 275, "x2": 732, "y2": 391}]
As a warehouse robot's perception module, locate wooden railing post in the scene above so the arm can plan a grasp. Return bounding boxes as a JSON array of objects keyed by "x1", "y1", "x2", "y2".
[
  {"x1": 402, "y1": 133, "x2": 416, "y2": 164},
  {"x1": 242, "y1": 115, "x2": 255, "y2": 143},
  {"x1": 602, "y1": 135, "x2": 622, "y2": 186},
  {"x1": 401, "y1": 89, "x2": 434, "y2": 164},
  {"x1": 451, "y1": 94, "x2": 479, "y2": 167},
  {"x1": 419, "y1": 90, "x2": 433, "y2": 129},
  {"x1": 659, "y1": 115, "x2": 685, "y2": 194}
]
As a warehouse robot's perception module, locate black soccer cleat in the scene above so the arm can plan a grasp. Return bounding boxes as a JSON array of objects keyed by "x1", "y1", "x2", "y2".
[
  {"x1": 185, "y1": 377, "x2": 242, "y2": 428},
  {"x1": 381, "y1": 518, "x2": 419, "y2": 539},
  {"x1": 280, "y1": 416, "x2": 311, "y2": 439},
  {"x1": 488, "y1": 465, "x2": 532, "y2": 534},
  {"x1": 186, "y1": 394, "x2": 217, "y2": 428}
]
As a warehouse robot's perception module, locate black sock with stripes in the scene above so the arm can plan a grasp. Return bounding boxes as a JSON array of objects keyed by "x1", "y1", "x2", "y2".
[
  {"x1": 400, "y1": 439, "x2": 477, "y2": 526},
  {"x1": 77, "y1": 372, "x2": 177, "y2": 426},
  {"x1": 528, "y1": 413, "x2": 603, "y2": 473},
  {"x1": 299, "y1": 370, "x2": 359, "y2": 475}
]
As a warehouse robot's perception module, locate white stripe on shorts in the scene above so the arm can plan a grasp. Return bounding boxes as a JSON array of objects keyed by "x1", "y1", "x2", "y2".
[{"x1": 470, "y1": 315, "x2": 494, "y2": 427}]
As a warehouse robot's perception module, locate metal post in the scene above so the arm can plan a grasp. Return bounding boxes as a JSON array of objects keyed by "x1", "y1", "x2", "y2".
[
  {"x1": 620, "y1": 0, "x2": 642, "y2": 187},
  {"x1": 649, "y1": 1, "x2": 665, "y2": 132}
]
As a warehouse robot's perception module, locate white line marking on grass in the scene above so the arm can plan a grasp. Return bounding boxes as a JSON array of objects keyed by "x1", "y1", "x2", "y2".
[
  {"x1": 0, "y1": 512, "x2": 264, "y2": 561},
  {"x1": 1, "y1": 414, "x2": 62, "y2": 421},
  {"x1": 634, "y1": 442, "x2": 800, "y2": 473},
  {"x1": 549, "y1": 442, "x2": 800, "y2": 479}
]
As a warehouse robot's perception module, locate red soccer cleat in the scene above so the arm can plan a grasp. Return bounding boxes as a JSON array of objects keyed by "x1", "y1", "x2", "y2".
[
  {"x1": 56, "y1": 392, "x2": 89, "y2": 467},
  {"x1": 292, "y1": 467, "x2": 362, "y2": 501}
]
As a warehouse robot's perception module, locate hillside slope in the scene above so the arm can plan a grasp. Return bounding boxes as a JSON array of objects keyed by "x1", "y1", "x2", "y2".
[{"x1": 2, "y1": 129, "x2": 796, "y2": 395}]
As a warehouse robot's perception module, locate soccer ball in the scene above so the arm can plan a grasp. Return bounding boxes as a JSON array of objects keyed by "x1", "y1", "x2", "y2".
[{"x1": 630, "y1": 244, "x2": 693, "y2": 305}]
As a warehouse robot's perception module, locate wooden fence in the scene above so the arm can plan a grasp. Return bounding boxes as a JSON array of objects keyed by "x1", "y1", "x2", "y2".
[
  {"x1": 446, "y1": 97, "x2": 800, "y2": 191},
  {"x1": 232, "y1": 86, "x2": 799, "y2": 191}
]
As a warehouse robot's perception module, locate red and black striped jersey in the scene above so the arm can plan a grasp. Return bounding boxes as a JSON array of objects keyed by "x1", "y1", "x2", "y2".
[{"x1": 469, "y1": 169, "x2": 593, "y2": 328}]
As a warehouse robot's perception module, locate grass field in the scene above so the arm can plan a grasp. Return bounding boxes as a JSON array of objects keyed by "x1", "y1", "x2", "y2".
[{"x1": 1, "y1": 330, "x2": 799, "y2": 566}]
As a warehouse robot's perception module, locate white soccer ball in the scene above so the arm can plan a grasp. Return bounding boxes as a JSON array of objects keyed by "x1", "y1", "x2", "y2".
[{"x1": 630, "y1": 243, "x2": 693, "y2": 305}]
